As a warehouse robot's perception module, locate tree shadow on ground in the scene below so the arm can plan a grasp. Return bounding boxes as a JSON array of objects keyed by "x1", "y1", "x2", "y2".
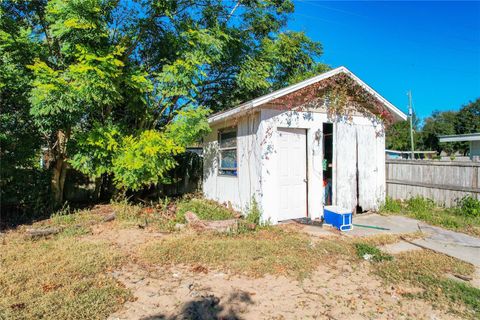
[{"x1": 141, "y1": 290, "x2": 253, "y2": 320}]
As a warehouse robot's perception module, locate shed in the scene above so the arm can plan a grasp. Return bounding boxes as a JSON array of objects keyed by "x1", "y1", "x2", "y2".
[{"x1": 202, "y1": 66, "x2": 407, "y2": 223}]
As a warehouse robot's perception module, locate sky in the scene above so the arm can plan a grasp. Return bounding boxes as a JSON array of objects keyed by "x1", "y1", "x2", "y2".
[{"x1": 288, "y1": 1, "x2": 480, "y2": 120}]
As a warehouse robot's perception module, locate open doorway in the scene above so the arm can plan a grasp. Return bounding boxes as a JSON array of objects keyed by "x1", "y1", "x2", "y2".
[{"x1": 322, "y1": 123, "x2": 333, "y2": 206}]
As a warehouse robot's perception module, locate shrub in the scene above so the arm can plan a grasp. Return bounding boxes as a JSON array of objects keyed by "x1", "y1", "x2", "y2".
[
  {"x1": 381, "y1": 197, "x2": 402, "y2": 213},
  {"x1": 176, "y1": 197, "x2": 236, "y2": 222},
  {"x1": 456, "y1": 196, "x2": 480, "y2": 217}
]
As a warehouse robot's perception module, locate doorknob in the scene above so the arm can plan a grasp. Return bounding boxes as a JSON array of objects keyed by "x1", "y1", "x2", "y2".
[{"x1": 303, "y1": 178, "x2": 308, "y2": 183}]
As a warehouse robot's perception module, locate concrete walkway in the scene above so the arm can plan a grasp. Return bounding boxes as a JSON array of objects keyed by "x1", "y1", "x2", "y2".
[{"x1": 350, "y1": 214, "x2": 480, "y2": 267}]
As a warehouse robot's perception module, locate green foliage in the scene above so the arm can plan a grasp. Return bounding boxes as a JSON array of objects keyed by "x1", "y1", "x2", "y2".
[
  {"x1": 456, "y1": 98, "x2": 480, "y2": 134},
  {"x1": 380, "y1": 196, "x2": 480, "y2": 237},
  {"x1": 2, "y1": 0, "x2": 327, "y2": 204},
  {"x1": 381, "y1": 197, "x2": 402, "y2": 213},
  {"x1": 245, "y1": 197, "x2": 262, "y2": 225},
  {"x1": 420, "y1": 111, "x2": 459, "y2": 154},
  {"x1": 69, "y1": 124, "x2": 123, "y2": 178},
  {"x1": 405, "y1": 196, "x2": 435, "y2": 213},
  {"x1": 176, "y1": 198, "x2": 237, "y2": 222},
  {"x1": 456, "y1": 196, "x2": 480, "y2": 218},
  {"x1": 386, "y1": 99, "x2": 479, "y2": 154},
  {"x1": 385, "y1": 118, "x2": 420, "y2": 151},
  {"x1": 164, "y1": 107, "x2": 211, "y2": 147},
  {"x1": 354, "y1": 243, "x2": 393, "y2": 262},
  {"x1": 112, "y1": 130, "x2": 184, "y2": 190}
]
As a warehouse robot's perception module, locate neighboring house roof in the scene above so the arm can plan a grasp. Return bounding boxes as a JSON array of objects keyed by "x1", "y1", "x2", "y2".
[
  {"x1": 208, "y1": 66, "x2": 407, "y2": 124},
  {"x1": 438, "y1": 133, "x2": 480, "y2": 143}
]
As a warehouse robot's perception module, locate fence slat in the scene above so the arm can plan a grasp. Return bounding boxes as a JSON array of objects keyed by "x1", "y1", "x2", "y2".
[{"x1": 385, "y1": 160, "x2": 480, "y2": 207}]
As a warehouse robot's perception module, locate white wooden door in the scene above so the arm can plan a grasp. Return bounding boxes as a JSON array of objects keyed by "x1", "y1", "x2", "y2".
[
  {"x1": 335, "y1": 122, "x2": 357, "y2": 212},
  {"x1": 357, "y1": 125, "x2": 378, "y2": 211},
  {"x1": 277, "y1": 128, "x2": 307, "y2": 220}
]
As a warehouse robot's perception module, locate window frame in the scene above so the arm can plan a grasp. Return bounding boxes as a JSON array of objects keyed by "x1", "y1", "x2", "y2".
[{"x1": 218, "y1": 127, "x2": 238, "y2": 176}]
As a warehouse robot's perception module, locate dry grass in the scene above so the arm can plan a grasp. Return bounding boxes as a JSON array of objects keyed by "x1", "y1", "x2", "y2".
[
  {"x1": 375, "y1": 250, "x2": 479, "y2": 318},
  {"x1": 140, "y1": 228, "x2": 351, "y2": 279},
  {"x1": 0, "y1": 233, "x2": 130, "y2": 320}
]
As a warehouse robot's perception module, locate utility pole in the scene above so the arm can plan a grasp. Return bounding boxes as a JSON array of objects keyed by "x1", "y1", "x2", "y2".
[{"x1": 408, "y1": 91, "x2": 415, "y2": 160}]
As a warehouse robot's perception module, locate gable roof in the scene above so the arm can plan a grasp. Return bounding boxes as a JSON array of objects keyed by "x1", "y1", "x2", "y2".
[{"x1": 208, "y1": 66, "x2": 407, "y2": 124}]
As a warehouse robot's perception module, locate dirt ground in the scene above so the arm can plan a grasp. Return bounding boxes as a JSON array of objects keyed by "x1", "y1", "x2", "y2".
[{"x1": 83, "y1": 223, "x2": 464, "y2": 320}]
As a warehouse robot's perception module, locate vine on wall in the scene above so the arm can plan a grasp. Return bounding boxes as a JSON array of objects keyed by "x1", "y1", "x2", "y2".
[{"x1": 264, "y1": 72, "x2": 395, "y2": 127}]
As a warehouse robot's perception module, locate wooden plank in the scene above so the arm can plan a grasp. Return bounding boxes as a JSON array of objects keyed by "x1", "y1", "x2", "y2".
[
  {"x1": 386, "y1": 179, "x2": 480, "y2": 193},
  {"x1": 386, "y1": 159, "x2": 480, "y2": 167}
]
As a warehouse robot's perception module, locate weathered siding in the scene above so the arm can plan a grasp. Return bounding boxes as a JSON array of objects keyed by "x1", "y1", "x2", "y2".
[
  {"x1": 386, "y1": 160, "x2": 480, "y2": 207},
  {"x1": 260, "y1": 109, "x2": 385, "y2": 222},
  {"x1": 203, "y1": 112, "x2": 262, "y2": 212}
]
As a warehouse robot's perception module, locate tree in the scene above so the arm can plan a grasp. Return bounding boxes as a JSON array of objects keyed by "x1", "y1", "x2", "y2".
[
  {"x1": 420, "y1": 111, "x2": 458, "y2": 154},
  {"x1": 1, "y1": 0, "x2": 326, "y2": 207},
  {"x1": 456, "y1": 98, "x2": 480, "y2": 134},
  {"x1": 385, "y1": 115, "x2": 421, "y2": 151}
]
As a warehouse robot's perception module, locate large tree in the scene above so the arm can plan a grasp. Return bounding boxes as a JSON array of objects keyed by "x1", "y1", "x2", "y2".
[
  {"x1": 1, "y1": 0, "x2": 326, "y2": 206},
  {"x1": 385, "y1": 114, "x2": 421, "y2": 151},
  {"x1": 456, "y1": 98, "x2": 480, "y2": 134}
]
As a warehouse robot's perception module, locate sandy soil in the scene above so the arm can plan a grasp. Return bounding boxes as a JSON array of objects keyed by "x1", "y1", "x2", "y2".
[{"x1": 84, "y1": 223, "x2": 463, "y2": 320}]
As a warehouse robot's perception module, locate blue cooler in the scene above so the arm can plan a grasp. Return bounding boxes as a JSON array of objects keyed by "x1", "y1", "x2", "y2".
[{"x1": 323, "y1": 206, "x2": 353, "y2": 231}]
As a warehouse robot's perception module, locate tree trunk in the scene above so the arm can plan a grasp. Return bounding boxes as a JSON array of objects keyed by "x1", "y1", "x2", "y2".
[
  {"x1": 93, "y1": 176, "x2": 102, "y2": 201},
  {"x1": 51, "y1": 130, "x2": 69, "y2": 208},
  {"x1": 51, "y1": 158, "x2": 68, "y2": 207}
]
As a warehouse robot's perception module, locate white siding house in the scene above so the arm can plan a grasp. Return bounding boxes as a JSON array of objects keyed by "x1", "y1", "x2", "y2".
[{"x1": 203, "y1": 66, "x2": 407, "y2": 223}]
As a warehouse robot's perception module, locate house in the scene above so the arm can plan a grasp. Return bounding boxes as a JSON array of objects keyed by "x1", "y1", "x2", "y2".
[
  {"x1": 202, "y1": 67, "x2": 407, "y2": 223},
  {"x1": 438, "y1": 133, "x2": 480, "y2": 161}
]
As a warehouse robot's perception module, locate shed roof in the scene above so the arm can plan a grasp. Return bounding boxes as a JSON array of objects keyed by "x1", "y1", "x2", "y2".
[
  {"x1": 208, "y1": 66, "x2": 407, "y2": 124},
  {"x1": 438, "y1": 133, "x2": 480, "y2": 143}
]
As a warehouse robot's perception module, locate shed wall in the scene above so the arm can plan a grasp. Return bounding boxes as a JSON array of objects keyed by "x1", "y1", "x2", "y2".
[
  {"x1": 202, "y1": 113, "x2": 262, "y2": 212},
  {"x1": 259, "y1": 109, "x2": 386, "y2": 223}
]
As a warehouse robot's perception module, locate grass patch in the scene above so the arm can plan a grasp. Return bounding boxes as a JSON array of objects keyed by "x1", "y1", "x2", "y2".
[
  {"x1": 375, "y1": 250, "x2": 479, "y2": 318},
  {"x1": 112, "y1": 200, "x2": 178, "y2": 231},
  {"x1": 354, "y1": 243, "x2": 393, "y2": 262},
  {"x1": 381, "y1": 196, "x2": 480, "y2": 237},
  {"x1": 111, "y1": 196, "x2": 238, "y2": 232},
  {"x1": 0, "y1": 234, "x2": 130, "y2": 319},
  {"x1": 27, "y1": 206, "x2": 106, "y2": 238},
  {"x1": 176, "y1": 197, "x2": 237, "y2": 222},
  {"x1": 140, "y1": 228, "x2": 350, "y2": 279}
]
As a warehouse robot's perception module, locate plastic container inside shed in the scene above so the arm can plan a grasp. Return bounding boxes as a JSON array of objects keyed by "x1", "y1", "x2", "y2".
[{"x1": 323, "y1": 206, "x2": 353, "y2": 231}]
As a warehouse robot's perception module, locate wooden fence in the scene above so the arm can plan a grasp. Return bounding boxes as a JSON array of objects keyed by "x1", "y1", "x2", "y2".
[{"x1": 386, "y1": 159, "x2": 480, "y2": 207}]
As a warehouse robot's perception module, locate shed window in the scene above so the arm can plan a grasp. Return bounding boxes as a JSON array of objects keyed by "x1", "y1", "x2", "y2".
[{"x1": 218, "y1": 128, "x2": 237, "y2": 176}]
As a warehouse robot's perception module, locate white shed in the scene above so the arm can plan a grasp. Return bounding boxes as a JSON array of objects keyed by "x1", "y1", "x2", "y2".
[{"x1": 202, "y1": 66, "x2": 407, "y2": 223}]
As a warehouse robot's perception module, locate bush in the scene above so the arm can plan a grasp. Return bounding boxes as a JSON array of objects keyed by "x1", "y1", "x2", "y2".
[
  {"x1": 456, "y1": 196, "x2": 480, "y2": 217},
  {"x1": 176, "y1": 197, "x2": 236, "y2": 222},
  {"x1": 381, "y1": 197, "x2": 402, "y2": 213}
]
